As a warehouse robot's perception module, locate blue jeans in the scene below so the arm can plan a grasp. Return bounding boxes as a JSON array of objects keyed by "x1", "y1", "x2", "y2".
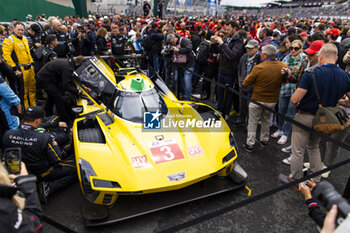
[
  {"x1": 217, "y1": 72, "x2": 235, "y2": 116},
  {"x1": 278, "y1": 96, "x2": 296, "y2": 136},
  {"x1": 152, "y1": 55, "x2": 159, "y2": 73},
  {"x1": 174, "y1": 66, "x2": 194, "y2": 100}
]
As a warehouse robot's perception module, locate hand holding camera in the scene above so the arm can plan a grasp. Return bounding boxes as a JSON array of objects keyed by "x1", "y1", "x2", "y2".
[{"x1": 172, "y1": 46, "x2": 179, "y2": 52}]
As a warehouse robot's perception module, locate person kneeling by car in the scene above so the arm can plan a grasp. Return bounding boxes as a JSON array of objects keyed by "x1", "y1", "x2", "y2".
[{"x1": 2, "y1": 106, "x2": 76, "y2": 204}]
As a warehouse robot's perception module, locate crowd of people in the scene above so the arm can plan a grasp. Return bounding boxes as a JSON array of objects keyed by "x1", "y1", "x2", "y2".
[{"x1": 0, "y1": 10, "x2": 350, "y2": 232}]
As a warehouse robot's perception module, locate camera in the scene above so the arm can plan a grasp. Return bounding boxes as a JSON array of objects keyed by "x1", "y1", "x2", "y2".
[
  {"x1": 314, "y1": 181, "x2": 350, "y2": 224},
  {"x1": 161, "y1": 44, "x2": 173, "y2": 56}
]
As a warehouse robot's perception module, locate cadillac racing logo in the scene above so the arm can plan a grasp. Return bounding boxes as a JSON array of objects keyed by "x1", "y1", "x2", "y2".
[{"x1": 167, "y1": 172, "x2": 186, "y2": 182}]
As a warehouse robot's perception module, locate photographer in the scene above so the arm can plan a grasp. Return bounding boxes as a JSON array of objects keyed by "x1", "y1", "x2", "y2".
[
  {"x1": 299, "y1": 179, "x2": 350, "y2": 232},
  {"x1": 166, "y1": 33, "x2": 195, "y2": 101},
  {"x1": 0, "y1": 162, "x2": 42, "y2": 232},
  {"x1": 71, "y1": 25, "x2": 91, "y2": 56},
  {"x1": 299, "y1": 179, "x2": 325, "y2": 227},
  {"x1": 161, "y1": 25, "x2": 175, "y2": 87},
  {"x1": 212, "y1": 20, "x2": 244, "y2": 118}
]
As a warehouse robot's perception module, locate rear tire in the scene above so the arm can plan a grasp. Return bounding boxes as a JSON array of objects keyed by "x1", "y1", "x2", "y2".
[{"x1": 78, "y1": 128, "x2": 105, "y2": 143}]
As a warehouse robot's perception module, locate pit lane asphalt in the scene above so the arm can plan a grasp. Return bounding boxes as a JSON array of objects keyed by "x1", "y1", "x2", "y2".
[{"x1": 42, "y1": 116, "x2": 350, "y2": 233}]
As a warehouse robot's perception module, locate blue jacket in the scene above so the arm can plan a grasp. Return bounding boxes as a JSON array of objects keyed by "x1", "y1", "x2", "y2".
[{"x1": 0, "y1": 74, "x2": 20, "y2": 129}]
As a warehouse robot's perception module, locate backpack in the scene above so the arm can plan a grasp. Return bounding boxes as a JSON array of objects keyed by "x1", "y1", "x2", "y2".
[
  {"x1": 196, "y1": 40, "x2": 211, "y2": 64},
  {"x1": 142, "y1": 35, "x2": 153, "y2": 52}
]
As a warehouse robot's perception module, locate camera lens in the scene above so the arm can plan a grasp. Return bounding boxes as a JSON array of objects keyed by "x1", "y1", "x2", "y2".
[{"x1": 314, "y1": 181, "x2": 350, "y2": 219}]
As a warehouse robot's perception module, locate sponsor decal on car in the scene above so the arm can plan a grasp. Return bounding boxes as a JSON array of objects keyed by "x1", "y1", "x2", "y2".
[
  {"x1": 187, "y1": 145, "x2": 205, "y2": 157},
  {"x1": 132, "y1": 155, "x2": 151, "y2": 168},
  {"x1": 149, "y1": 139, "x2": 184, "y2": 164},
  {"x1": 167, "y1": 171, "x2": 186, "y2": 182}
]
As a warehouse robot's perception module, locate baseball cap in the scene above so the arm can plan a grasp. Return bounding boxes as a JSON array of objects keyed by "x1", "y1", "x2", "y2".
[
  {"x1": 327, "y1": 28, "x2": 340, "y2": 37},
  {"x1": 26, "y1": 106, "x2": 45, "y2": 119},
  {"x1": 299, "y1": 32, "x2": 309, "y2": 37},
  {"x1": 245, "y1": 39, "x2": 259, "y2": 49},
  {"x1": 304, "y1": 40, "x2": 325, "y2": 55}
]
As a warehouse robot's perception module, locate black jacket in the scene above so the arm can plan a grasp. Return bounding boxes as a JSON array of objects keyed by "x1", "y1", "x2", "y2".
[
  {"x1": 191, "y1": 33, "x2": 202, "y2": 53},
  {"x1": 24, "y1": 31, "x2": 41, "y2": 62},
  {"x1": 0, "y1": 58, "x2": 17, "y2": 92},
  {"x1": 173, "y1": 34, "x2": 195, "y2": 69},
  {"x1": 71, "y1": 32, "x2": 91, "y2": 56},
  {"x1": 42, "y1": 46, "x2": 58, "y2": 65},
  {"x1": 238, "y1": 52, "x2": 262, "y2": 92},
  {"x1": 110, "y1": 34, "x2": 127, "y2": 56},
  {"x1": 96, "y1": 36, "x2": 109, "y2": 55},
  {"x1": 2, "y1": 124, "x2": 63, "y2": 176},
  {"x1": 42, "y1": 28, "x2": 69, "y2": 58},
  {"x1": 218, "y1": 33, "x2": 244, "y2": 76},
  {"x1": 0, "y1": 175, "x2": 42, "y2": 233},
  {"x1": 305, "y1": 198, "x2": 325, "y2": 228},
  {"x1": 36, "y1": 58, "x2": 77, "y2": 95},
  {"x1": 149, "y1": 29, "x2": 164, "y2": 55}
]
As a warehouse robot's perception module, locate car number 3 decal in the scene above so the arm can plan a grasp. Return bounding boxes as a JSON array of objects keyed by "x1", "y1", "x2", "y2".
[
  {"x1": 149, "y1": 139, "x2": 184, "y2": 164},
  {"x1": 160, "y1": 146, "x2": 175, "y2": 160}
]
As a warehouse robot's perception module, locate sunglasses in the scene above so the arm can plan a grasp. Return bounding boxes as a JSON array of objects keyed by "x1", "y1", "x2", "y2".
[
  {"x1": 290, "y1": 46, "x2": 301, "y2": 51},
  {"x1": 218, "y1": 34, "x2": 224, "y2": 37}
]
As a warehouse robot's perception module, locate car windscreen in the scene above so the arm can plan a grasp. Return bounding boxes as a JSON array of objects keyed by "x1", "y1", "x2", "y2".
[
  {"x1": 76, "y1": 65, "x2": 116, "y2": 108},
  {"x1": 114, "y1": 89, "x2": 168, "y2": 123}
]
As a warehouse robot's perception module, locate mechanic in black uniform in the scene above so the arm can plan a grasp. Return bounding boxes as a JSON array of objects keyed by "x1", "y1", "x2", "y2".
[
  {"x1": 36, "y1": 56, "x2": 85, "y2": 123},
  {"x1": 110, "y1": 25, "x2": 132, "y2": 56},
  {"x1": 42, "y1": 19, "x2": 70, "y2": 58},
  {"x1": 24, "y1": 23, "x2": 42, "y2": 73},
  {"x1": 41, "y1": 34, "x2": 58, "y2": 65},
  {"x1": 2, "y1": 106, "x2": 76, "y2": 204}
]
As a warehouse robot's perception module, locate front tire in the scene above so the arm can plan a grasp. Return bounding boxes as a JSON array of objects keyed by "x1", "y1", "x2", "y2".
[{"x1": 78, "y1": 128, "x2": 105, "y2": 143}]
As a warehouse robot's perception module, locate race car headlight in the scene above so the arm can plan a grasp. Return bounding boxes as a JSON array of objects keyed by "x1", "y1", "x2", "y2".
[
  {"x1": 222, "y1": 150, "x2": 235, "y2": 164},
  {"x1": 78, "y1": 158, "x2": 100, "y2": 201},
  {"x1": 92, "y1": 179, "x2": 121, "y2": 188}
]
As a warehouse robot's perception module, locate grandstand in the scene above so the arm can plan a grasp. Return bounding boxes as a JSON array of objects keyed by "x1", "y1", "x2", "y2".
[{"x1": 251, "y1": 0, "x2": 350, "y2": 18}]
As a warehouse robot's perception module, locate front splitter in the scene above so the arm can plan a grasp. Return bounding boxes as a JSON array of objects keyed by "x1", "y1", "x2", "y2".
[{"x1": 82, "y1": 175, "x2": 245, "y2": 227}]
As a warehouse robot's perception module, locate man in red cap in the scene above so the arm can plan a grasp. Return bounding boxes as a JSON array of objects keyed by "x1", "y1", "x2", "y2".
[
  {"x1": 326, "y1": 28, "x2": 341, "y2": 64},
  {"x1": 280, "y1": 40, "x2": 325, "y2": 165}
]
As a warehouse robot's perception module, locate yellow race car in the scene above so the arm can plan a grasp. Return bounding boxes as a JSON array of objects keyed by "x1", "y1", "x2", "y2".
[{"x1": 72, "y1": 56, "x2": 247, "y2": 226}]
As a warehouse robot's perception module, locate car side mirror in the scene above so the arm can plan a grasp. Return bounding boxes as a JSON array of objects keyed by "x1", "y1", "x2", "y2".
[{"x1": 72, "y1": 106, "x2": 83, "y2": 114}]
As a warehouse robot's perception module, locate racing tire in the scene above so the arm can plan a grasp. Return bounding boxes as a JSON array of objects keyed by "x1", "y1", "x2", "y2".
[{"x1": 78, "y1": 128, "x2": 105, "y2": 143}]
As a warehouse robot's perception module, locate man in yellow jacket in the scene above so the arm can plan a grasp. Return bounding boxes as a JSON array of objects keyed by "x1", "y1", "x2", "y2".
[{"x1": 2, "y1": 21, "x2": 36, "y2": 110}]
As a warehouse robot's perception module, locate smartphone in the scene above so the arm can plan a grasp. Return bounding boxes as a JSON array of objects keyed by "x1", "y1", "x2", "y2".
[{"x1": 4, "y1": 148, "x2": 22, "y2": 175}]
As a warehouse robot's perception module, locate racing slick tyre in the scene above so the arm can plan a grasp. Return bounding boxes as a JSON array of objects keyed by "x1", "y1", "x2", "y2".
[{"x1": 78, "y1": 128, "x2": 105, "y2": 143}]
